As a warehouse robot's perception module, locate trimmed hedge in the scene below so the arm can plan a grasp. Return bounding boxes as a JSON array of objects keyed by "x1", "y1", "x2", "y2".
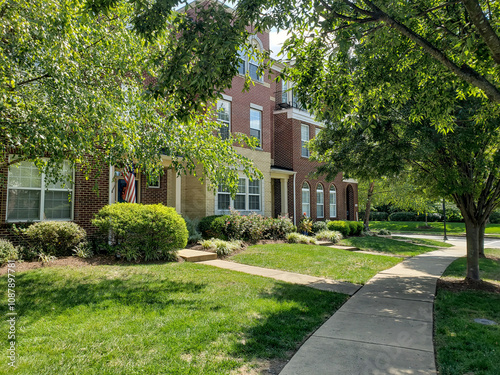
[
  {"x1": 388, "y1": 212, "x2": 417, "y2": 222},
  {"x1": 415, "y1": 213, "x2": 442, "y2": 222},
  {"x1": 359, "y1": 211, "x2": 389, "y2": 222},
  {"x1": 348, "y1": 221, "x2": 364, "y2": 236},
  {"x1": 199, "y1": 215, "x2": 224, "y2": 239},
  {"x1": 490, "y1": 211, "x2": 500, "y2": 224},
  {"x1": 311, "y1": 220, "x2": 328, "y2": 234},
  {"x1": 92, "y1": 203, "x2": 188, "y2": 261},
  {"x1": 21, "y1": 221, "x2": 86, "y2": 256},
  {"x1": 327, "y1": 221, "x2": 351, "y2": 237}
]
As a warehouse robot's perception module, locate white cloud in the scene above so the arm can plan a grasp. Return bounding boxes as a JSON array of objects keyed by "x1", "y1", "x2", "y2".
[{"x1": 269, "y1": 29, "x2": 290, "y2": 59}]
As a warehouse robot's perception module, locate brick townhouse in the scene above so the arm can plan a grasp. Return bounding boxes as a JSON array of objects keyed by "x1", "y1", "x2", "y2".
[{"x1": 0, "y1": 28, "x2": 358, "y2": 238}]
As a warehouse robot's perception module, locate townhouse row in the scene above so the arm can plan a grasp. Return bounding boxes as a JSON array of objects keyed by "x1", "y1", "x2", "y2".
[{"x1": 0, "y1": 30, "x2": 358, "y2": 237}]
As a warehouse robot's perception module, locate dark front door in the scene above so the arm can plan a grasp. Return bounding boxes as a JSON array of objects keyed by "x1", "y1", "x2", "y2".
[{"x1": 346, "y1": 185, "x2": 354, "y2": 220}]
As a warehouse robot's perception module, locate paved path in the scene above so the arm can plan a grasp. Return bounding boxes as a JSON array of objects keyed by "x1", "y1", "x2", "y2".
[
  {"x1": 279, "y1": 246, "x2": 466, "y2": 375},
  {"x1": 198, "y1": 259, "x2": 362, "y2": 295}
]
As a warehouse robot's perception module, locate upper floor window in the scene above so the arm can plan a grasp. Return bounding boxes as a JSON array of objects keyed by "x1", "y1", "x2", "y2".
[
  {"x1": 302, "y1": 182, "x2": 310, "y2": 217},
  {"x1": 237, "y1": 37, "x2": 263, "y2": 82},
  {"x1": 301, "y1": 124, "x2": 310, "y2": 157},
  {"x1": 329, "y1": 185, "x2": 337, "y2": 218},
  {"x1": 216, "y1": 178, "x2": 262, "y2": 212},
  {"x1": 317, "y1": 183, "x2": 324, "y2": 218},
  {"x1": 7, "y1": 159, "x2": 73, "y2": 221},
  {"x1": 250, "y1": 108, "x2": 262, "y2": 148},
  {"x1": 217, "y1": 99, "x2": 231, "y2": 140}
]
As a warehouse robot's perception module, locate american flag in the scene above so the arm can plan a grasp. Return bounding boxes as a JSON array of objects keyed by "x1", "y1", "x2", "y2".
[{"x1": 123, "y1": 166, "x2": 136, "y2": 203}]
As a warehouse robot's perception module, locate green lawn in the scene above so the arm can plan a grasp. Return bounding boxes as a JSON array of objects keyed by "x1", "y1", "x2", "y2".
[
  {"x1": 392, "y1": 236, "x2": 454, "y2": 248},
  {"x1": 0, "y1": 262, "x2": 347, "y2": 374},
  {"x1": 339, "y1": 236, "x2": 439, "y2": 256},
  {"x1": 435, "y1": 249, "x2": 500, "y2": 375},
  {"x1": 230, "y1": 244, "x2": 402, "y2": 284},
  {"x1": 368, "y1": 221, "x2": 500, "y2": 236}
]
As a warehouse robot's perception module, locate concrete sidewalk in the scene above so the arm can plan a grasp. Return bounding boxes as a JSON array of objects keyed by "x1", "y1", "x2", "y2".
[
  {"x1": 279, "y1": 246, "x2": 466, "y2": 375},
  {"x1": 198, "y1": 259, "x2": 362, "y2": 295}
]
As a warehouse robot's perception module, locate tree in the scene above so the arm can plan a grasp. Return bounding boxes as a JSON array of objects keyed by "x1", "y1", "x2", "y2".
[
  {"x1": 310, "y1": 98, "x2": 500, "y2": 280},
  {"x1": 1, "y1": 0, "x2": 261, "y2": 192}
]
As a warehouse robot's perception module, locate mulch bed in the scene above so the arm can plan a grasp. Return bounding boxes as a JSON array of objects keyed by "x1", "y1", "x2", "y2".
[{"x1": 437, "y1": 277, "x2": 500, "y2": 294}]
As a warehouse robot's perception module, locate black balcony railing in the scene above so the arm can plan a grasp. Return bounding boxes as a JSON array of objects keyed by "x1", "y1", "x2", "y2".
[{"x1": 274, "y1": 90, "x2": 305, "y2": 111}]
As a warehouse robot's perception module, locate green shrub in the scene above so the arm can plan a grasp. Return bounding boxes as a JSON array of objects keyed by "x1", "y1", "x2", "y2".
[
  {"x1": 200, "y1": 238, "x2": 243, "y2": 256},
  {"x1": 370, "y1": 212, "x2": 389, "y2": 221},
  {"x1": 286, "y1": 233, "x2": 317, "y2": 244},
  {"x1": 297, "y1": 215, "x2": 313, "y2": 234},
  {"x1": 263, "y1": 215, "x2": 295, "y2": 240},
  {"x1": 378, "y1": 229, "x2": 392, "y2": 236},
  {"x1": 314, "y1": 230, "x2": 343, "y2": 243},
  {"x1": 348, "y1": 221, "x2": 364, "y2": 236},
  {"x1": 199, "y1": 215, "x2": 224, "y2": 239},
  {"x1": 92, "y1": 203, "x2": 188, "y2": 262},
  {"x1": 0, "y1": 239, "x2": 19, "y2": 265},
  {"x1": 311, "y1": 220, "x2": 328, "y2": 234},
  {"x1": 490, "y1": 211, "x2": 500, "y2": 224},
  {"x1": 388, "y1": 212, "x2": 417, "y2": 221},
  {"x1": 327, "y1": 221, "x2": 351, "y2": 237},
  {"x1": 415, "y1": 213, "x2": 442, "y2": 222},
  {"x1": 21, "y1": 221, "x2": 86, "y2": 256},
  {"x1": 183, "y1": 216, "x2": 202, "y2": 243}
]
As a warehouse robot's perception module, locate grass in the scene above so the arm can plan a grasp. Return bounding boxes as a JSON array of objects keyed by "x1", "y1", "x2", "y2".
[
  {"x1": 339, "y1": 236, "x2": 439, "y2": 256},
  {"x1": 368, "y1": 221, "x2": 500, "y2": 236},
  {"x1": 0, "y1": 262, "x2": 347, "y2": 374},
  {"x1": 392, "y1": 236, "x2": 454, "y2": 248},
  {"x1": 435, "y1": 249, "x2": 500, "y2": 375},
  {"x1": 230, "y1": 244, "x2": 402, "y2": 284}
]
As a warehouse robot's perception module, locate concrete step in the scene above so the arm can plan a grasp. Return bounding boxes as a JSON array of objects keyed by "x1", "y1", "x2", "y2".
[
  {"x1": 316, "y1": 240, "x2": 335, "y2": 246},
  {"x1": 178, "y1": 249, "x2": 217, "y2": 262},
  {"x1": 327, "y1": 245, "x2": 359, "y2": 251}
]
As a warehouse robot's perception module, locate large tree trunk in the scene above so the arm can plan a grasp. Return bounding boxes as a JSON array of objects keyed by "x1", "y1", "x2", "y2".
[
  {"x1": 364, "y1": 181, "x2": 375, "y2": 230},
  {"x1": 479, "y1": 221, "x2": 486, "y2": 259},
  {"x1": 464, "y1": 218, "x2": 481, "y2": 280}
]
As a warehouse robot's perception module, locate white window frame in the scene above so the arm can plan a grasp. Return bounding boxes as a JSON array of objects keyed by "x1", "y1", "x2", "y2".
[
  {"x1": 6, "y1": 157, "x2": 74, "y2": 222},
  {"x1": 148, "y1": 177, "x2": 160, "y2": 189},
  {"x1": 301, "y1": 124, "x2": 310, "y2": 158},
  {"x1": 317, "y1": 183, "x2": 324, "y2": 218},
  {"x1": 237, "y1": 37, "x2": 264, "y2": 82},
  {"x1": 250, "y1": 108, "x2": 262, "y2": 148},
  {"x1": 217, "y1": 99, "x2": 231, "y2": 140},
  {"x1": 216, "y1": 178, "x2": 262, "y2": 213},
  {"x1": 329, "y1": 184, "x2": 337, "y2": 218},
  {"x1": 302, "y1": 182, "x2": 310, "y2": 217}
]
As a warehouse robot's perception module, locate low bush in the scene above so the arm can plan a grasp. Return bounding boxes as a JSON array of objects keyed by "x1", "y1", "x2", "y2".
[
  {"x1": 327, "y1": 221, "x2": 351, "y2": 237},
  {"x1": 200, "y1": 212, "x2": 294, "y2": 242},
  {"x1": 315, "y1": 230, "x2": 343, "y2": 243},
  {"x1": 348, "y1": 221, "x2": 364, "y2": 236},
  {"x1": 388, "y1": 212, "x2": 417, "y2": 222},
  {"x1": 359, "y1": 211, "x2": 389, "y2": 221},
  {"x1": 0, "y1": 239, "x2": 19, "y2": 265},
  {"x1": 311, "y1": 220, "x2": 328, "y2": 234},
  {"x1": 199, "y1": 215, "x2": 224, "y2": 239},
  {"x1": 184, "y1": 216, "x2": 203, "y2": 243},
  {"x1": 415, "y1": 213, "x2": 442, "y2": 222},
  {"x1": 490, "y1": 211, "x2": 500, "y2": 224},
  {"x1": 73, "y1": 241, "x2": 94, "y2": 259},
  {"x1": 20, "y1": 221, "x2": 86, "y2": 257},
  {"x1": 92, "y1": 203, "x2": 188, "y2": 262},
  {"x1": 286, "y1": 233, "x2": 317, "y2": 244},
  {"x1": 378, "y1": 229, "x2": 392, "y2": 236},
  {"x1": 200, "y1": 238, "x2": 243, "y2": 256}
]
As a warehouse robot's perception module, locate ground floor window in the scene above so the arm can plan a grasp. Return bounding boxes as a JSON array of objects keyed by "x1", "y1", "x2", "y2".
[
  {"x1": 302, "y1": 182, "x2": 310, "y2": 217},
  {"x1": 217, "y1": 178, "x2": 261, "y2": 212},
  {"x1": 7, "y1": 159, "x2": 73, "y2": 221},
  {"x1": 330, "y1": 185, "x2": 337, "y2": 218}
]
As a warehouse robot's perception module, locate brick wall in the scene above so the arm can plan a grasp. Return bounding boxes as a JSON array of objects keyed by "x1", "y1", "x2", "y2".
[{"x1": 139, "y1": 169, "x2": 168, "y2": 205}]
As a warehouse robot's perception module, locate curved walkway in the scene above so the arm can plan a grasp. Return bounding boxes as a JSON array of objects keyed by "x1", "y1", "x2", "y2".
[{"x1": 279, "y1": 246, "x2": 466, "y2": 375}]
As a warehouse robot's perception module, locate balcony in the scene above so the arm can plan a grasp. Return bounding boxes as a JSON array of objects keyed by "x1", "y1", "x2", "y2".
[{"x1": 274, "y1": 90, "x2": 305, "y2": 111}]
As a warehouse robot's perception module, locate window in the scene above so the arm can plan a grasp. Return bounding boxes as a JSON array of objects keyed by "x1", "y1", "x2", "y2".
[
  {"x1": 301, "y1": 124, "x2": 310, "y2": 157},
  {"x1": 148, "y1": 177, "x2": 160, "y2": 188},
  {"x1": 7, "y1": 160, "x2": 73, "y2": 221},
  {"x1": 302, "y1": 182, "x2": 310, "y2": 217},
  {"x1": 250, "y1": 108, "x2": 262, "y2": 147},
  {"x1": 317, "y1": 184, "x2": 324, "y2": 218},
  {"x1": 237, "y1": 37, "x2": 263, "y2": 82},
  {"x1": 216, "y1": 178, "x2": 261, "y2": 212},
  {"x1": 217, "y1": 100, "x2": 231, "y2": 140},
  {"x1": 329, "y1": 185, "x2": 337, "y2": 218}
]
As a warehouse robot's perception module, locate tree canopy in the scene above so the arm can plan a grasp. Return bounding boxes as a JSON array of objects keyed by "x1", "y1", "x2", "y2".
[{"x1": 1, "y1": 0, "x2": 261, "y2": 191}]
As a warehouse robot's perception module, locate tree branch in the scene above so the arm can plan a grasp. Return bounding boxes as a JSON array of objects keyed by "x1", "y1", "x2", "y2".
[
  {"x1": 15, "y1": 74, "x2": 51, "y2": 88},
  {"x1": 462, "y1": 0, "x2": 500, "y2": 65}
]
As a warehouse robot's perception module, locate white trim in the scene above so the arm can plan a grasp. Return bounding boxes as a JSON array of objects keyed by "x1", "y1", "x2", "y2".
[
  {"x1": 250, "y1": 103, "x2": 263, "y2": 111},
  {"x1": 222, "y1": 94, "x2": 232, "y2": 101},
  {"x1": 273, "y1": 107, "x2": 325, "y2": 127},
  {"x1": 342, "y1": 178, "x2": 358, "y2": 183},
  {"x1": 293, "y1": 173, "x2": 297, "y2": 225},
  {"x1": 108, "y1": 165, "x2": 115, "y2": 205},
  {"x1": 175, "y1": 174, "x2": 182, "y2": 213},
  {"x1": 148, "y1": 178, "x2": 160, "y2": 189}
]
